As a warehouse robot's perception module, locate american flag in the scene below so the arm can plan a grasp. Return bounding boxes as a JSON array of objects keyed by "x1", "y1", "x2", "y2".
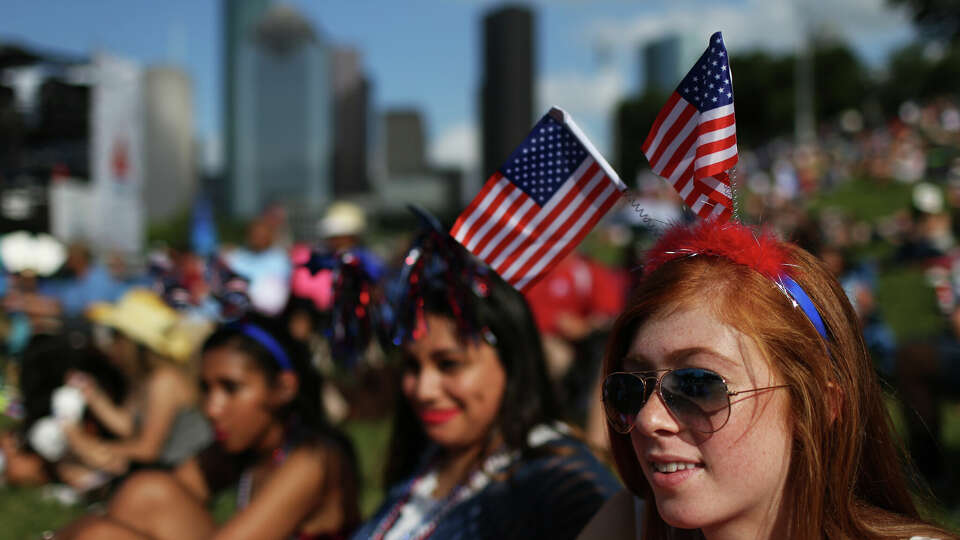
[
  {"x1": 643, "y1": 31, "x2": 737, "y2": 221},
  {"x1": 451, "y1": 108, "x2": 626, "y2": 292}
]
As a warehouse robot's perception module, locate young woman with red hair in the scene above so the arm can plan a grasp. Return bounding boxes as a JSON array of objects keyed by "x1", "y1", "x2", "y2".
[{"x1": 579, "y1": 220, "x2": 956, "y2": 539}]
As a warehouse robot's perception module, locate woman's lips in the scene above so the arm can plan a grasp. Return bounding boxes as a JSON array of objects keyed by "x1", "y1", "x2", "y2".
[
  {"x1": 419, "y1": 409, "x2": 459, "y2": 425},
  {"x1": 214, "y1": 429, "x2": 228, "y2": 442},
  {"x1": 646, "y1": 461, "x2": 703, "y2": 489}
]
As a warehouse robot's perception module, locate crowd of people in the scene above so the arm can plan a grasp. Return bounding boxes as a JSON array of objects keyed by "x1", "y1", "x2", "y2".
[{"x1": 0, "y1": 99, "x2": 959, "y2": 538}]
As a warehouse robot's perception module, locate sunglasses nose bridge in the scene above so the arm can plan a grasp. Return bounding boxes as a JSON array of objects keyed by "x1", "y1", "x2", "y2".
[{"x1": 640, "y1": 374, "x2": 660, "y2": 402}]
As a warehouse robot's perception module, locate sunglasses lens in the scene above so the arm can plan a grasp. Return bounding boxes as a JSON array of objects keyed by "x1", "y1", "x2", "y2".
[
  {"x1": 661, "y1": 368, "x2": 730, "y2": 433},
  {"x1": 602, "y1": 373, "x2": 647, "y2": 433}
]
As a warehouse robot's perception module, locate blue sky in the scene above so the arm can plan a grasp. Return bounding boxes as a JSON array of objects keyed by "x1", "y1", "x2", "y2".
[{"x1": 1, "y1": 0, "x2": 917, "y2": 176}]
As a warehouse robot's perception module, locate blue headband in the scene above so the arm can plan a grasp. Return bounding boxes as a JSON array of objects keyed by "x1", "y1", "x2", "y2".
[
  {"x1": 234, "y1": 323, "x2": 293, "y2": 371},
  {"x1": 779, "y1": 276, "x2": 829, "y2": 340}
]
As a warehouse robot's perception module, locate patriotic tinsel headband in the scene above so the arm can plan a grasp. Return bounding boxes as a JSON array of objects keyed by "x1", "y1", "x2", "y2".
[
  {"x1": 643, "y1": 219, "x2": 828, "y2": 340},
  {"x1": 390, "y1": 206, "x2": 493, "y2": 346}
]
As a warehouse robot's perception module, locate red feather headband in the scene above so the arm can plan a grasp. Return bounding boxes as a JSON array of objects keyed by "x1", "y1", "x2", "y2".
[
  {"x1": 644, "y1": 219, "x2": 791, "y2": 280},
  {"x1": 642, "y1": 219, "x2": 828, "y2": 340}
]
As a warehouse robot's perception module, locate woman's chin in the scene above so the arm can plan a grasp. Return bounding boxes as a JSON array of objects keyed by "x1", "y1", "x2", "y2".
[
  {"x1": 422, "y1": 426, "x2": 462, "y2": 448},
  {"x1": 654, "y1": 497, "x2": 710, "y2": 530}
]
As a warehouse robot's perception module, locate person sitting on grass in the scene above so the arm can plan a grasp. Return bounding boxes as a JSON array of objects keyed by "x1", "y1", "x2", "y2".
[{"x1": 58, "y1": 316, "x2": 360, "y2": 540}]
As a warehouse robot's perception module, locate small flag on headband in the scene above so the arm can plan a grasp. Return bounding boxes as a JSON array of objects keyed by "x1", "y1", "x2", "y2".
[
  {"x1": 643, "y1": 31, "x2": 737, "y2": 222},
  {"x1": 451, "y1": 107, "x2": 626, "y2": 292}
]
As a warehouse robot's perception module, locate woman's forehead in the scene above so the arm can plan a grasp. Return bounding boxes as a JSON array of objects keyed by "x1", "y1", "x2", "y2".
[
  {"x1": 627, "y1": 305, "x2": 757, "y2": 371},
  {"x1": 404, "y1": 314, "x2": 462, "y2": 349},
  {"x1": 202, "y1": 347, "x2": 261, "y2": 376}
]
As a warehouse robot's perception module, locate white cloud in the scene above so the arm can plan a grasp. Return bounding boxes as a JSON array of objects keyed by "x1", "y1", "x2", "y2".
[
  {"x1": 429, "y1": 122, "x2": 478, "y2": 171},
  {"x1": 537, "y1": 67, "x2": 624, "y2": 157},
  {"x1": 539, "y1": 66, "x2": 625, "y2": 118},
  {"x1": 586, "y1": 0, "x2": 914, "y2": 61}
]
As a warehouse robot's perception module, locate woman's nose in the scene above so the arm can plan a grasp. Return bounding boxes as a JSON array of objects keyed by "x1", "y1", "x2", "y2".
[
  {"x1": 633, "y1": 387, "x2": 681, "y2": 436},
  {"x1": 204, "y1": 390, "x2": 226, "y2": 420},
  {"x1": 412, "y1": 367, "x2": 443, "y2": 403}
]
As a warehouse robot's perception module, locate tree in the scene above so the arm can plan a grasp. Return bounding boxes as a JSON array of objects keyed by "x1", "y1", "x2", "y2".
[
  {"x1": 812, "y1": 43, "x2": 872, "y2": 121},
  {"x1": 879, "y1": 41, "x2": 960, "y2": 113},
  {"x1": 728, "y1": 51, "x2": 796, "y2": 146},
  {"x1": 889, "y1": 0, "x2": 960, "y2": 44},
  {"x1": 613, "y1": 91, "x2": 668, "y2": 186}
]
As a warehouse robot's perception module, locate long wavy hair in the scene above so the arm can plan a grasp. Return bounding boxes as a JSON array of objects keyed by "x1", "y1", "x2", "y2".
[
  {"x1": 383, "y1": 267, "x2": 559, "y2": 486},
  {"x1": 604, "y1": 241, "x2": 956, "y2": 539}
]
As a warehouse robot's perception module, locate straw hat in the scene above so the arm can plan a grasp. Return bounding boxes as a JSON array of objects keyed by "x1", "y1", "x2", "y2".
[{"x1": 87, "y1": 289, "x2": 212, "y2": 363}]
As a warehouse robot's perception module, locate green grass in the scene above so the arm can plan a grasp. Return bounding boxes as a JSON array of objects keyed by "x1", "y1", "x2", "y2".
[
  {"x1": 0, "y1": 486, "x2": 86, "y2": 540},
  {"x1": 343, "y1": 418, "x2": 393, "y2": 517},
  {"x1": 809, "y1": 177, "x2": 917, "y2": 223},
  {"x1": 876, "y1": 267, "x2": 947, "y2": 342},
  {"x1": 0, "y1": 416, "x2": 395, "y2": 540}
]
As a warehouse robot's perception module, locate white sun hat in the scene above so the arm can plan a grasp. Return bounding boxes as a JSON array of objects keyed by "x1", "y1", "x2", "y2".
[
  {"x1": 318, "y1": 202, "x2": 366, "y2": 238},
  {"x1": 0, "y1": 231, "x2": 67, "y2": 276}
]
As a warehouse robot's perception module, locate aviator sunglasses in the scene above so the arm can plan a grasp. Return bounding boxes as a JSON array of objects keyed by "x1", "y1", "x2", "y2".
[{"x1": 602, "y1": 368, "x2": 789, "y2": 434}]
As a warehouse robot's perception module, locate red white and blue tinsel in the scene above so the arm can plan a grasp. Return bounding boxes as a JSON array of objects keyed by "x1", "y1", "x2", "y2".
[
  {"x1": 389, "y1": 206, "x2": 492, "y2": 347},
  {"x1": 299, "y1": 247, "x2": 384, "y2": 368}
]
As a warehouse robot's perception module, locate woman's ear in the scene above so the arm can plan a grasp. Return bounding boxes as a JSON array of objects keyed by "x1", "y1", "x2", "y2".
[
  {"x1": 826, "y1": 381, "x2": 843, "y2": 425},
  {"x1": 270, "y1": 371, "x2": 299, "y2": 407}
]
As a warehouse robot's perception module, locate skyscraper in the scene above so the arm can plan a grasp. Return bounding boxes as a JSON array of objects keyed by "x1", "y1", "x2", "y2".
[
  {"x1": 640, "y1": 33, "x2": 703, "y2": 95},
  {"x1": 383, "y1": 109, "x2": 426, "y2": 177},
  {"x1": 481, "y1": 5, "x2": 534, "y2": 178},
  {"x1": 223, "y1": 0, "x2": 332, "y2": 220},
  {"x1": 143, "y1": 66, "x2": 195, "y2": 221},
  {"x1": 223, "y1": 0, "x2": 270, "y2": 217},
  {"x1": 331, "y1": 46, "x2": 370, "y2": 196},
  {"x1": 252, "y1": 4, "x2": 331, "y2": 213}
]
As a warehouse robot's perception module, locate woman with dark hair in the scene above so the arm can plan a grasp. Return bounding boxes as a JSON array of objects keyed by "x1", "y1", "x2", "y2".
[
  {"x1": 578, "y1": 219, "x2": 956, "y2": 539},
  {"x1": 351, "y1": 226, "x2": 620, "y2": 540},
  {"x1": 59, "y1": 315, "x2": 360, "y2": 540}
]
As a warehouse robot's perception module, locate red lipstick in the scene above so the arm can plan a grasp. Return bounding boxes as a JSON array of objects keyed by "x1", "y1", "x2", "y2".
[{"x1": 419, "y1": 409, "x2": 459, "y2": 425}]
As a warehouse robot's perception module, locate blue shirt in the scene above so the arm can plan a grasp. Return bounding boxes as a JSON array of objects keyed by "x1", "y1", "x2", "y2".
[{"x1": 352, "y1": 435, "x2": 620, "y2": 540}]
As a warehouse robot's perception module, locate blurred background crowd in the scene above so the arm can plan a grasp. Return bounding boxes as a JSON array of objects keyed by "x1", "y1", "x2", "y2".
[{"x1": 1, "y1": 0, "x2": 960, "y2": 537}]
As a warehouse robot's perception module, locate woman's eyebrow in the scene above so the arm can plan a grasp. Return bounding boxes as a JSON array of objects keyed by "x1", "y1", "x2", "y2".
[
  {"x1": 621, "y1": 353, "x2": 653, "y2": 371},
  {"x1": 429, "y1": 346, "x2": 464, "y2": 359},
  {"x1": 668, "y1": 347, "x2": 738, "y2": 368}
]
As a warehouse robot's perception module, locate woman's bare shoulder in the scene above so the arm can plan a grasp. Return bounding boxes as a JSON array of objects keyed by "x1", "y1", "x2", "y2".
[{"x1": 577, "y1": 488, "x2": 638, "y2": 540}]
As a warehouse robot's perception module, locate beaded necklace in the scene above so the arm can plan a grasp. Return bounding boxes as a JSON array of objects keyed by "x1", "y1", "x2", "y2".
[{"x1": 369, "y1": 446, "x2": 516, "y2": 540}]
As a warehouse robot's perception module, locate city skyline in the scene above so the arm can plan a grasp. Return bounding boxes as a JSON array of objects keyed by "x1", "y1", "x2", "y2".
[{"x1": 1, "y1": 0, "x2": 917, "y2": 179}]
